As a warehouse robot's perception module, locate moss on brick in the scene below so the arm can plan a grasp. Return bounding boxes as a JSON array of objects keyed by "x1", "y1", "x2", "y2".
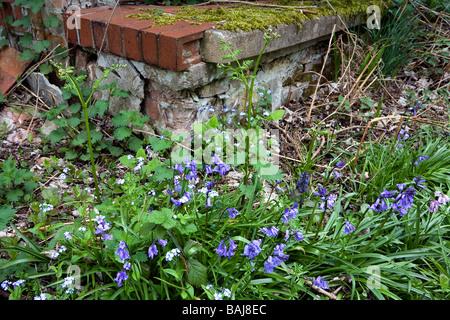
[{"x1": 126, "y1": 0, "x2": 389, "y2": 32}]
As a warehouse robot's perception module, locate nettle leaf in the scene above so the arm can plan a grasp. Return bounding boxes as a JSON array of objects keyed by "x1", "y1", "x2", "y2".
[
  {"x1": 66, "y1": 117, "x2": 81, "y2": 127},
  {"x1": 69, "y1": 103, "x2": 81, "y2": 113},
  {"x1": 48, "y1": 127, "x2": 66, "y2": 144},
  {"x1": 148, "y1": 136, "x2": 172, "y2": 152},
  {"x1": 146, "y1": 208, "x2": 176, "y2": 229},
  {"x1": 108, "y1": 146, "x2": 123, "y2": 157},
  {"x1": 0, "y1": 205, "x2": 16, "y2": 230},
  {"x1": 90, "y1": 130, "x2": 103, "y2": 144},
  {"x1": 127, "y1": 136, "x2": 143, "y2": 152},
  {"x1": 114, "y1": 126, "x2": 132, "y2": 141},
  {"x1": 131, "y1": 114, "x2": 149, "y2": 127},
  {"x1": 90, "y1": 100, "x2": 109, "y2": 118},
  {"x1": 152, "y1": 164, "x2": 174, "y2": 182},
  {"x1": 186, "y1": 258, "x2": 207, "y2": 286},
  {"x1": 111, "y1": 88, "x2": 129, "y2": 98},
  {"x1": 6, "y1": 189, "x2": 24, "y2": 202},
  {"x1": 112, "y1": 112, "x2": 130, "y2": 127},
  {"x1": 28, "y1": 0, "x2": 45, "y2": 14}
]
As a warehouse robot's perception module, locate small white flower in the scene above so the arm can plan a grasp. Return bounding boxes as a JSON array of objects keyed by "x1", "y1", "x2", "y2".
[
  {"x1": 209, "y1": 191, "x2": 219, "y2": 198},
  {"x1": 58, "y1": 246, "x2": 67, "y2": 253},
  {"x1": 263, "y1": 111, "x2": 270, "y2": 117},
  {"x1": 78, "y1": 226, "x2": 86, "y2": 232},
  {"x1": 223, "y1": 288, "x2": 231, "y2": 298},
  {"x1": 127, "y1": 155, "x2": 134, "y2": 160},
  {"x1": 59, "y1": 173, "x2": 67, "y2": 180},
  {"x1": 50, "y1": 251, "x2": 59, "y2": 259},
  {"x1": 63, "y1": 232, "x2": 72, "y2": 240},
  {"x1": 117, "y1": 178, "x2": 125, "y2": 185},
  {"x1": 214, "y1": 292, "x2": 223, "y2": 300},
  {"x1": 206, "y1": 284, "x2": 213, "y2": 290},
  {"x1": 63, "y1": 167, "x2": 70, "y2": 174}
]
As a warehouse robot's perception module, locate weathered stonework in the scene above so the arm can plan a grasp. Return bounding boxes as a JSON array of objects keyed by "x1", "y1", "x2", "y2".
[{"x1": 1, "y1": 1, "x2": 355, "y2": 134}]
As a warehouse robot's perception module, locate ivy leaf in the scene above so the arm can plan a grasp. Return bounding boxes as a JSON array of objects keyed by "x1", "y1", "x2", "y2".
[{"x1": 113, "y1": 126, "x2": 132, "y2": 141}]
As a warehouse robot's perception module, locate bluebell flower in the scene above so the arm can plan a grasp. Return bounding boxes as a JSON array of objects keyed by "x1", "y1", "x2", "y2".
[
  {"x1": 227, "y1": 208, "x2": 239, "y2": 218},
  {"x1": 157, "y1": 239, "x2": 168, "y2": 247},
  {"x1": 148, "y1": 243, "x2": 158, "y2": 259},
  {"x1": 370, "y1": 189, "x2": 397, "y2": 212},
  {"x1": 390, "y1": 184, "x2": 416, "y2": 216},
  {"x1": 293, "y1": 229, "x2": 304, "y2": 241},
  {"x1": 242, "y1": 239, "x2": 262, "y2": 262},
  {"x1": 414, "y1": 155, "x2": 429, "y2": 166},
  {"x1": 344, "y1": 221, "x2": 356, "y2": 234},
  {"x1": 430, "y1": 200, "x2": 439, "y2": 213},
  {"x1": 173, "y1": 163, "x2": 184, "y2": 174},
  {"x1": 123, "y1": 262, "x2": 131, "y2": 271},
  {"x1": 205, "y1": 165, "x2": 213, "y2": 174},
  {"x1": 260, "y1": 226, "x2": 279, "y2": 237},
  {"x1": 116, "y1": 241, "x2": 131, "y2": 262},
  {"x1": 264, "y1": 243, "x2": 289, "y2": 273},
  {"x1": 282, "y1": 202, "x2": 298, "y2": 223},
  {"x1": 313, "y1": 276, "x2": 329, "y2": 289},
  {"x1": 408, "y1": 103, "x2": 421, "y2": 116},
  {"x1": 216, "y1": 238, "x2": 237, "y2": 260},
  {"x1": 297, "y1": 172, "x2": 310, "y2": 193},
  {"x1": 335, "y1": 161, "x2": 346, "y2": 168},
  {"x1": 114, "y1": 270, "x2": 128, "y2": 287}
]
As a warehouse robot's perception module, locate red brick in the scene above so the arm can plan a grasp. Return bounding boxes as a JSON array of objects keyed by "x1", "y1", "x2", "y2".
[
  {"x1": 122, "y1": 19, "x2": 156, "y2": 61},
  {"x1": 101, "y1": 7, "x2": 141, "y2": 56},
  {"x1": 158, "y1": 23, "x2": 214, "y2": 71},
  {"x1": 63, "y1": 12, "x2": 78, "y2": 45},
  {"x1": 141, "y1": 21, "x2": 190, "y2": 66},
  {"x1": 76, "y1": 6, "x2": 114, "y2": 48}
]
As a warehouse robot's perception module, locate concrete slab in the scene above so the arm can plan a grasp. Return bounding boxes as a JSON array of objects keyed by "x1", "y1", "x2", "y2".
[{"x1": 200, "y1": 14, "x2": 361, "y2": 64}]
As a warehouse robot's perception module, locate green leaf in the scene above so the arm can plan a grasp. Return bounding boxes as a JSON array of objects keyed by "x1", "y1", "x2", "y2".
[
  {"x1": 119, "y1": 155, "x2": 134, "y2": 168},
  {"x1": 6, "y1": 189, "x2": 24, "y2": 202},
  {"x1": 186, "y1": 258, "x2": 207, "y2": 286},
  {"x1": 48, "y1": 127, "x2": 66, "y2": 144},
  {"x1": 90, "y1": 100, "x2": 109, "y2": 118},
  {"x1": 0, "y1": 38, "x2": 8, "y2": 49},
  {"x1": 111, "y1": 88, "x2": 129, "y2": 98},
  {"x1": 69, "y1": 103, "x2": 81, "y2": 113},
  {"x1": 270, "y1": 109, "x2": 285, "y2": 121},
  {"x1": 65, "y1": 150, "x2": 79, "y2": 160},
  {"x1": 66, "y1": 117, "x2": 81, "y2": 127},
  {"x1": 206, "y1": 115, "x2": 219, "y2": 128},
  {"x1": 39, "y1": 63, "x2": 53, "y2": 75},
  {"x1": 112, "y1": 111, "x2": 130, "y2": 127},
  {"x1": 146, "y1": 208, "x2": 175, "y2": 229},
  {"x1": 43, "y1": 15, "x2": 59, "y2": 28},
  {"x1": 148, "y1": 136, "x2": 172, "y2": 152},
  {"x1": 114, "y1": 126, "x2": 132, "y2": 141},
  {"x1": 17, "y1": 33, "x2": 32, "y2": 47},
  {"x1": 11, "y1": 16, "x2": 31, "y2": 28},
  {"x1": 19, "y1": 48, "x2": 36, "y2": 62},
  {"x1": 33, "y1": 40, "x2": 50, "y2": 53},
  {"x1": 152, "y1": 165, "x2": 174, "y2": 182},
  {"x1": 28, "y1": 0, "x2": 45, "y2": 14},
  {"x1": 127, "y1": 136, "x2": 143, "y2": 152},
  {"x1": 108, "y1": 146, "x2": 123, "y2": 157},
  {"x1": 183, "y1": 240, "x2": 202, "y2": 257},
  {"x1": 90, "y1": 130, "x2": 103, "y2": 144}
]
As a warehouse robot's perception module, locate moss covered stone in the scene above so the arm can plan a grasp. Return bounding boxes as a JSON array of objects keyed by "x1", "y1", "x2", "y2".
[{"x1": 127, "y1": 0, "x2": 389, "y2": 32}]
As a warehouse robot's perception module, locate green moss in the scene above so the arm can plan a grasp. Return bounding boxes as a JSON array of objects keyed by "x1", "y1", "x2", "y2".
[{"x1": 127, "y1": 0, "x2": 391, "y2": 32}]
